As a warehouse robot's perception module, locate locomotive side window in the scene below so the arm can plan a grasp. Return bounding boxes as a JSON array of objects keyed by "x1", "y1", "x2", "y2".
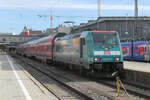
[{"x1": 56, "y1": 45, "x2": 60, "y2": 52}]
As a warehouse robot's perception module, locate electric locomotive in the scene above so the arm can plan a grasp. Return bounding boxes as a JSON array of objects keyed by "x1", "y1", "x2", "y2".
[{"x1": 53, "y1": 31, "x2": 124, "y2": 77}]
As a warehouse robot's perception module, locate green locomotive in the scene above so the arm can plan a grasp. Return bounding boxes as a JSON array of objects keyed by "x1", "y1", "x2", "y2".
[{"x1": 53, "y1": 31, "x2": 123, "y2": 77}]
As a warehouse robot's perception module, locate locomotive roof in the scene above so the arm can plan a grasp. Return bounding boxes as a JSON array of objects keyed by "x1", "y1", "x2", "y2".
[
  {"x1": 92, "y1": 31, "x2": 116, "y2": 33},
  {"x1": 55, "y1": 31, "x2": 117, "y2": 41},
  {"x1": 56, "y1": 33, "x2": 81, "y2": 41}
]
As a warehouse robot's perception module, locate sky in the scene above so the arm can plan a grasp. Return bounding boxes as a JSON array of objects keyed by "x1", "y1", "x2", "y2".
[{"x1": 0, "y1": 0, "x2": 150, "y2": 34}]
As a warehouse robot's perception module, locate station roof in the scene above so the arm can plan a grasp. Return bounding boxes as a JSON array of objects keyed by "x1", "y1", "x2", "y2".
[{"x1": 73, "y1": 16, "x2": 150, "y2": 30}]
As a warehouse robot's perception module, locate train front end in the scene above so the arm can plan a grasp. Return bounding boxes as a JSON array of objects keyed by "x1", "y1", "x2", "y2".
[{"x1": 89, "y1": 31, "x2": 124, "y2": 77}]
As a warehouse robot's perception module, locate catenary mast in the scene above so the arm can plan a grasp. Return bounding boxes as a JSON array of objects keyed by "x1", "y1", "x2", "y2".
[
  {"x1": 135, "y1": 0, "x2": 138, "y2": 17},
  {"x1": 98, "y1": 0, "x2": 101, "y2": 17}
]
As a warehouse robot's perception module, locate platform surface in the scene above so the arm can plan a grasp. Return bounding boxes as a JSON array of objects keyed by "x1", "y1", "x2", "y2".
[
  {"x1": 124, "y1": 61, "x2": 150, "y2": 73},
  {"x1": 0, "y1": 54, "x2": 58, "y2": 100}
]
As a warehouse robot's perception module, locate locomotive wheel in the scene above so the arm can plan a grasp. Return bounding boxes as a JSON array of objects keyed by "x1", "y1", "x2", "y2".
[
  {"x1": 69, "y1": 66, "x2": 73, "y2": 70},
  {"x1": 79, "y1": 70, "x2": 84, "y2": 76},
  {"x1": 52, "y1": 61, "x2": 56, "y2": 66},
  {"x1": 86, "y1": 71, "x2": 91, "y2": 78},
  {"x1": 80, "y1": 68, "x2": 87, "y2": 76}
]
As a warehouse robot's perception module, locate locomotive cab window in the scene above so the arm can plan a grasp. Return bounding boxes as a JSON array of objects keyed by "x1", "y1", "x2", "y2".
[{"x1": 92, "y1": 32, "x2": 119, "y2": 46}]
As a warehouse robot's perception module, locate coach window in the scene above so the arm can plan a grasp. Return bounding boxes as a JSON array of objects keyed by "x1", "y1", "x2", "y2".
[
  {"x1": 122, "y1": 47, "x2": 126, "y2": 55},
  {"x1": 47, "y1": 45, "x2": 49, "y2": 50},
  {"x1": 139, "y1": 47, "x2": 144, "y2": 55},
  {"x1": 44, "y1": 46, "x2": 47, "y2": 51},
  {"x1": 135, "y1": 47, "x2": 139, "y2": 55},
  {"x1": 48, "y1": 45, "x2": 51, "y2": 51}
]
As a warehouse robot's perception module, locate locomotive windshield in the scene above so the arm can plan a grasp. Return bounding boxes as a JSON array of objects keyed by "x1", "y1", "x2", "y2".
[{"x1": 92, "y1": 32, "x2": 119, "y2": 46}]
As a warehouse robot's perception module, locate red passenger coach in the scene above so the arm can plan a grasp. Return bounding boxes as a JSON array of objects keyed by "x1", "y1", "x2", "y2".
[
  {"x1": 35, "y1": 33, "x2": 66, "y2": 63},
  {"x1": 16, "y1": 33, "x2": 66, "y2": 63}
]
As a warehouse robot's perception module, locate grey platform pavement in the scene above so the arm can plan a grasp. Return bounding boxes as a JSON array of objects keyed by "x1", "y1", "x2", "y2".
[
  {"x1": 124, "y1": 61, "x2": 150, "y2": 72},
  {"x1": 0, "y1": 54, "x2": 58, "y2": 100},
  {"x1": 124, "y1": 61, "x2": 150, "y2": 88}
]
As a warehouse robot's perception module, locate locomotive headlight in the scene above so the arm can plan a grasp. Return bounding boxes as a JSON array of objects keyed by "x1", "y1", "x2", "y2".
[
  {"x1": 94, "y1": 57, "x2": 101, "y2": 61},
  {"x1": 115, "y1": 57, "x2": 120, "y2": 61}
]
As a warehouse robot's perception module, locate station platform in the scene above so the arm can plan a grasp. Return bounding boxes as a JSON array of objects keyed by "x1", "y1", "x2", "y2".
[
  {"x1": 124, "y1": 61, "x2": 150, "y2": 73},
  {"x1": 123, "y1": 61, "x2": 150, "y2": 88},
  {"x1": 0, "y1": 54, "x2": 58, "y2": 100}
]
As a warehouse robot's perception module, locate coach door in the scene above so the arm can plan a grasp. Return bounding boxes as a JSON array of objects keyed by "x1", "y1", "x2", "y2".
[{"x1": 144, "y1": 46, "x2": 150, "y2": 61}]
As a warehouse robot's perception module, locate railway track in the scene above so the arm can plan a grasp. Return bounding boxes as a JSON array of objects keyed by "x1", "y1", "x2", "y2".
[
  {"x1": 13, "y1": 54, "x2": 114, "y2": 100},
  {"x1": 11, "y1": 54, "x2": 148, "y2": 100},
  {"x1": 14, "y1": 56, "x2": 90, "y2": 100},
  {"x1": 97, "y1": 79, "x2": 150, "y2": 99}
]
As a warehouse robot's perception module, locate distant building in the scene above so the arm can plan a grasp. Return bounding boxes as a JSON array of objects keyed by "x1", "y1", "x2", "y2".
[
  {"x1": 0, "y1": 33, "x2": 13, "y2": 35},
  {"x1": 20, "y1": 26, "x2": 29, "y2": 36},
  {"x1": 43, "y1": 25, "x2": 73, "y2": 35},
  {"x1": 57, "y1": 24, "x2": 72, "y2": 34},
  {"x1": 46, "y1": 28, "x2": 57, "y2": 33},
  {"x1": 28, "y1": 29, "x2": 42, "y2": 35},
  {"x1": 0, "y1": 34, "x2": 41, "y2": 46},
  {"x1": 20, "y1": 26, "x2": 42, "y2": 36},
  {"x1": 39, "y1": 28, "x2": 57, "y2": 37}
]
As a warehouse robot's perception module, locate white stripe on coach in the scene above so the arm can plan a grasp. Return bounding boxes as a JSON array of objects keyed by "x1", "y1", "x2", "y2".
[{"x1": 6, "y1": 55, "x2": 32, "y2": 100}]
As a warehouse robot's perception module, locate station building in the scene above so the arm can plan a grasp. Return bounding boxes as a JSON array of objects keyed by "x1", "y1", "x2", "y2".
[
  {"x1": 0, "y1": 34, "x2": 41, "y2": 52},
  {"x1": 72, "y1": 16, "x2": 150, "y2": 41}
]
